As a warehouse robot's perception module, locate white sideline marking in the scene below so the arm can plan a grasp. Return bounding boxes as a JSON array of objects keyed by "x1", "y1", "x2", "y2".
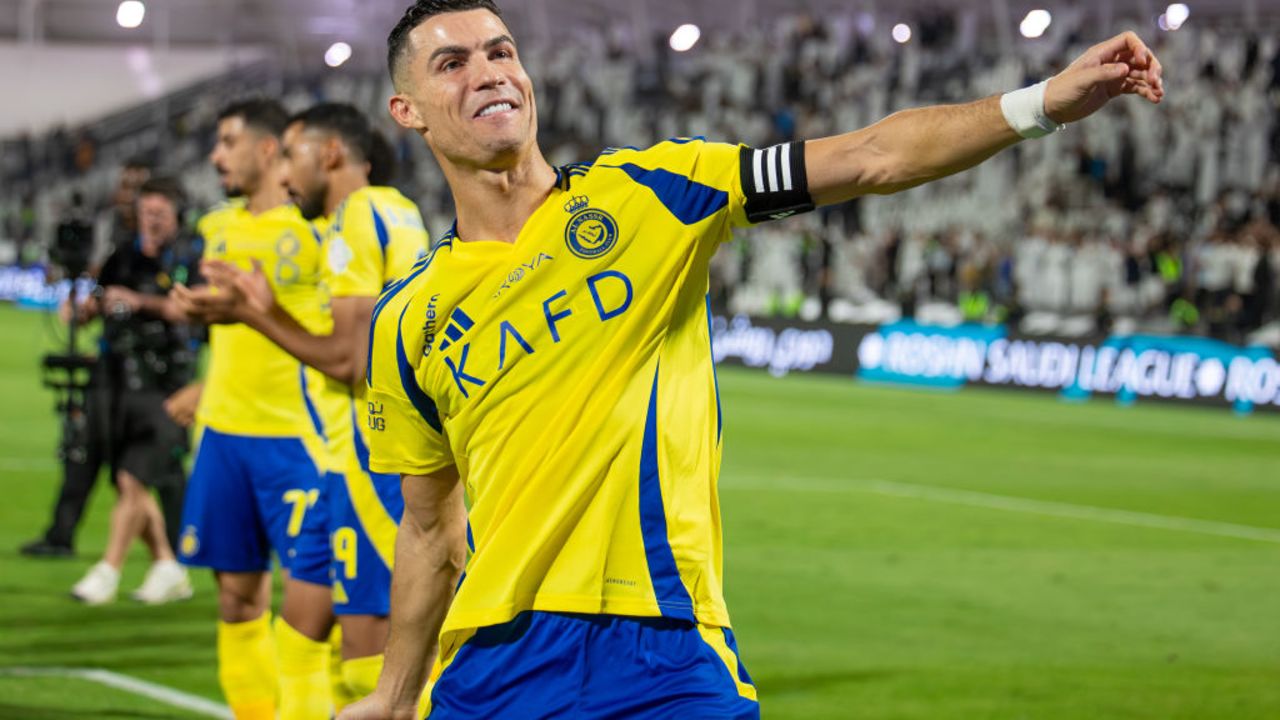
[
  {"x1": 0, "y1": 667, "x2": 232, "y2": 719},
  {"x1": 0, "y1": 458, "x2": 56, "y2": 472},
  {"x1": 726, "y1": 474, "x2": 1280, "y2": 545}
]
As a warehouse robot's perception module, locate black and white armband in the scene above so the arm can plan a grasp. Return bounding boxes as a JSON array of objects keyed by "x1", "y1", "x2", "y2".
[{"x1": 739, "y1": 142, "x2": 816, "y2": 223}]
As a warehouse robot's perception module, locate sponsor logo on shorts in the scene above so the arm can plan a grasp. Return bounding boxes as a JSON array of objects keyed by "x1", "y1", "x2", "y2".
[{"x1": 180, "y1": 526, "x2": 199, "y2": 557}]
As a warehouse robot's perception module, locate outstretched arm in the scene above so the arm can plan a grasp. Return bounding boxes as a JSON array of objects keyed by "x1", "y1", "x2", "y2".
[
  {"x1": 338, "y1": 467, "x2": 467, "y2": 720},
  {"x1": 807, "y1": 31, "x2": 1164, "y2": 205}
]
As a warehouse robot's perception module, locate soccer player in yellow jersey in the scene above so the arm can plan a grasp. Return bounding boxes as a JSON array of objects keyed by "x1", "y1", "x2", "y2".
[
  {"x1": 172, "y1": 99, "x2": 339, "y2": 720},
  {"x1": 345, "y1": 2, "x2": 1165, "y2": 718},
  {"x1": 189, "y1": 103, "x2": 430, "y2": 713}
]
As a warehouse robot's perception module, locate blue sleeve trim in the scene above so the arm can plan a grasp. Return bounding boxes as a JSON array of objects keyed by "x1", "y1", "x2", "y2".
[
  {"x1": 395, "y1": 301, "x2": 443, "y2": 434},
  {"x1": 600, "y1": 163, "x2": 729, "y2": 226},
  {"x1": 367, "y1": 245, "x2": 442, "y2": 387}
]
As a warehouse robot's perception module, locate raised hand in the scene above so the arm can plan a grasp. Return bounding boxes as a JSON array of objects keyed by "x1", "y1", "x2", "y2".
[{"x1": 1045, "y1": 31, "x2": 1164, "y2": 125}]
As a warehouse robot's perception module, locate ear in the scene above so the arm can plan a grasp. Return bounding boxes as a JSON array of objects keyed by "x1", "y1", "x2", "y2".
[
  {"x1": 389, "y1": 94, "x2": 426, "y2": 132},
  {"x1": 258, "y1": 134, "x2": 281, "y2": 163},
  {"x1": 323, "y1": 136, "x2": 345, "y2": 172}
]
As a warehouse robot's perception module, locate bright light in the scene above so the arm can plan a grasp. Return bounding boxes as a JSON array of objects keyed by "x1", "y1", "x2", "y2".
[
  {"x1": 1165, "y1": 3, "x2": 1190, "y2": 29},
  {"x1": 116, "y1": 1, "x2": 146, "y2": 29},
  {"x1": 324, "y1": 42, "x2": 352, "y2": 68},
  {"x1": 1157, "y1": 13, "x2": 1170, "y2": 31},
  {"x1": 669, "y1": 24, "x2": 701, "y2": 52},
  {"x1": 1019, "y1": 9, "x2": 1052, "y2": 39},
  {"x1": 891, "y1": 23, "x2": 912, "y2": 44}
]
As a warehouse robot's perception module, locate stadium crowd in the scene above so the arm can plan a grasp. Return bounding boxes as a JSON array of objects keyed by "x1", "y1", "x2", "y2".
[{"x1": 2, "y1": 9, "x2": 1277, "y2": 343}]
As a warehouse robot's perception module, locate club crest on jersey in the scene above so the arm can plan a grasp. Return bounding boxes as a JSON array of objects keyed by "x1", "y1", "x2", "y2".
[{"x1": 564, "y1": 195, "x2": 618, "y2": 260}]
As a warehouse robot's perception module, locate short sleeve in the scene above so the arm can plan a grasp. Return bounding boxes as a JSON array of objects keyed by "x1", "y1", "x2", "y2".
[
  {"x1": 328, "y1": 196, "x2": 388, "y2": 299},
  {"x1": 598, "y1": 138, "x2": 814, "y2": 231},
  {"x1": 365, "y1": 287, "x2": 455, "y2": 476}
]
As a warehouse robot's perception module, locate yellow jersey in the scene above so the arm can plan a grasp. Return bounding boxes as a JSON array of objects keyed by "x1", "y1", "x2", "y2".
[
  {"x1": 300, "y1": 185, "x2": 429, "y2": 573},
  {"x1": 314, "y1": 185, "x2": 431, "y2": 468},
  {"x1": 366, "y1": 138, "x2": 808, "y2": 656},
  {"x1": 195, "y1": 199, "x2": 334, "y2": 440}
]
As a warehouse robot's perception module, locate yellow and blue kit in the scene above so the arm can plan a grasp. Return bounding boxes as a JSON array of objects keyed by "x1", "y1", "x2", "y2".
[
  {"x1": 366, "y1": 138, "x2": 814, "y2": 717},
  {"x1": 178, "y1": 199, "x2": 334, "y2": 573},
  {"x1": 289, "y1": 186, "x2": 429, "y2": 615}
]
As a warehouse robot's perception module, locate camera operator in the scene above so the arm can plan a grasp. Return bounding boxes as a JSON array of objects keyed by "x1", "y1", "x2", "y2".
[{"x1": 49, "y1": 177, "x2": 203, "y2": 605}]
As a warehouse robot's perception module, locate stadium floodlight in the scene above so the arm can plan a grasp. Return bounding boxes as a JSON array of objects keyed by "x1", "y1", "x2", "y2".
[
  {"x1": 1019, "y1": 9, "x2": 1052, "y2": 39},
  {"x1": 116, "y1": 1, "x2": 145, "y2": 29},
  {"x1": 669, "y1": 24, "x2": 701, "y2": 52},
  {"x1": 891, "y1": 23, "x2": 912, "y2": 44},
  {"x1": 1165, "y1": 3, "x2": 1190, "y2": 29},
  {"x1": 325, "y1": 42, "x2": 353, "y2": 68}
]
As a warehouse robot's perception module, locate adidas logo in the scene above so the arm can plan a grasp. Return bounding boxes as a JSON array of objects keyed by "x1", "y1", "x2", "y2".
[{"x1": 438, "y1": 307, "x2": 476, "y2": 352}]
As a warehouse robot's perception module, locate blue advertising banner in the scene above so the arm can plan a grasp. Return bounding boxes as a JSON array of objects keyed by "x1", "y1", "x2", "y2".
[
  {"x1": 0, "y1": 264, "x2": 91, "y2": 309},
  {"x1": 854, "y1": 322, "x2": 1280, "y2": 413},
  {"x1": 711, "y1": 314, "x2": 1280, "y2": 414}
]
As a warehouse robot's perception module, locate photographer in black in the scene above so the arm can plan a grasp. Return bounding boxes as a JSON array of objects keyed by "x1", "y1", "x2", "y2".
[{"x1": 49, "y1": 177, "x2": 203, "y2": 605}]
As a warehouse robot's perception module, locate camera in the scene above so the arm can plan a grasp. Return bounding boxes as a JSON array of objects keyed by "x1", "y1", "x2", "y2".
[{"x1": 51, "y1": 218, "x2": 94, "y2": 280}]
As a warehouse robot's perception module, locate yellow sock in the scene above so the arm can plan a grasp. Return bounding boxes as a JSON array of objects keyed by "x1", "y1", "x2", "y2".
[
  {"x1": 327, "y1": 625, "x2": 358, "y2": 712},
  {"x1": 275, "y1": 617, "x2": 333, "y2": 720},
  {"x1": 341, "y1": 654, "x2": 384, "y2": 701},
  {"x1": 217, "y1": 613, "x2": 277, "y2": 720}
]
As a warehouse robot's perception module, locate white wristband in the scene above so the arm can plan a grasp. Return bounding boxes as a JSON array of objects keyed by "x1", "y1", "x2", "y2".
[{"x1": 1000, "y1": 80, "x2": 1062, "y2": 139}]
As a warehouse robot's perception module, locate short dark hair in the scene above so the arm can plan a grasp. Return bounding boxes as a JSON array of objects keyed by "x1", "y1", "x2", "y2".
[
  {"x1": 291, "y1": 103, "x2": 400, "y2": 185},
  {"x1": 138, "y1": 177, "x2": 187, "y2": 211},
  {"x1": 217, "y1": 99, "x2": 289, "y2": 138},
  {"x1": 367, "y1": 130, "x2": 398, "y2": 186},
  {"x1": 387, "y1": 0, "x2": 504, "y2": 83},
  {"x1": 290, "y1": 103, "x2": 375, "y2": 162}
]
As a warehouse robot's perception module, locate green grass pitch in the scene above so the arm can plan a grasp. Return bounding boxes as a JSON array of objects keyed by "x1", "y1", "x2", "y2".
[{"x1": 0, "y1": 303, "x2": 1277, "y2": 719}]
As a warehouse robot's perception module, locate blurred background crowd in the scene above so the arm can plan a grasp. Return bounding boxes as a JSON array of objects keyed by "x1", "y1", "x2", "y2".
[{"x1": 2, "y1": 5, "x2": 1277, "y2": 344}]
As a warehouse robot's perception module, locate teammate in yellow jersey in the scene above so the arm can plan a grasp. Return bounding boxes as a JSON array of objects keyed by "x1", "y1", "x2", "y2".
[
  {"x1": 184, "y1": 103, "x2": 430, "y2": 713},
  {"x1": 170, "y1": 99, "x2": 340, "y2": 720},
  {"x1": 344, "y1": 1, "x2": 1165, "y2": 718}
]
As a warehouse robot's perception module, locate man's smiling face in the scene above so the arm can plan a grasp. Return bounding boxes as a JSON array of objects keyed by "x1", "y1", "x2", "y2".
[{"x1": 392, "y1": 8, "x2": 537, "y2": 169}]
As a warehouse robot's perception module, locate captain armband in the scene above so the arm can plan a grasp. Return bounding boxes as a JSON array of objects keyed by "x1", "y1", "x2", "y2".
[{"x1": 739, "y1": 142, "x2": 816, "y2": 223}]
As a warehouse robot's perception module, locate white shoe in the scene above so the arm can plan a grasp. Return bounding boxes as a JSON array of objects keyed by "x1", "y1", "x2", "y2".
[
  {"x1": 71, "y1": 562, "x2": 120, "y2": 605},
  {"x1": 131, "y1": 560, "x2": 194, "y2": 605}
]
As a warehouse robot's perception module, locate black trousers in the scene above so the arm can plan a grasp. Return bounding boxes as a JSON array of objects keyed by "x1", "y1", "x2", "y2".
[{"x1": 42, "y1": 378, "x2": 187, "y2": 553}]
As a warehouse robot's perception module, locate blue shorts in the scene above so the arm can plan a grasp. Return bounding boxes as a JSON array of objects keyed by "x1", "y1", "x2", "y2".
[
  {"x1": 427, "y1": 612, "x2": 759, "y2": 719},
  {"x1": 178, "y1": 428, "x2": 324, "y2": 573},
  {"x1": 292, "y1": 467, "x2": 404, "y2": 616},
  {"x1": 289, "y1": 473, "x2": 333, "y2": 588}
]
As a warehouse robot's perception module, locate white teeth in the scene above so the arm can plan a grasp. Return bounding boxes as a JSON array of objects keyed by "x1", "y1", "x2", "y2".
[{"x1": 478, "y1": 102, "x2": 513, "y2": 118}]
